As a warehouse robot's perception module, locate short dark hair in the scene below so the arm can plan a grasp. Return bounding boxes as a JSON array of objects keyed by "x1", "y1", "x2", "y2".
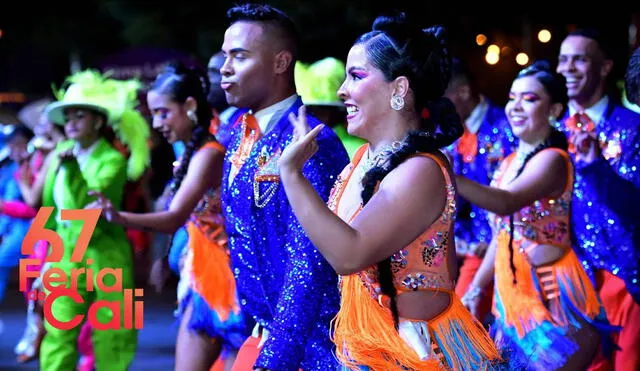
[
  {"x1": 568, "y1": 28, "x2": 613, "y2": 59},
  {"x1": 227, "y1": 3, "x2": 299, "y2": 59},
  {"x1": 625, "y1": 47, "x2": 640, "y2": 105}
]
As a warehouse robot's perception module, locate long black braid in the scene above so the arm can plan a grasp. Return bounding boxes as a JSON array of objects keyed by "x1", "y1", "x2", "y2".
[
  {"x1": 356, "y1": 13, "x2": 463, "y2": 329},
  {"x1": 504, "y1": 60, "x2": 569, "y2": 284},
  {"x1": 506, "y1": 128, "x2": 567, "y2": 284}
]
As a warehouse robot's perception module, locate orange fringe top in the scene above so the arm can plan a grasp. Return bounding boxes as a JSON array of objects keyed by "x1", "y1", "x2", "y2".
[{"x1": 329, "y1": 145, "x2": 500, "y2": 370}]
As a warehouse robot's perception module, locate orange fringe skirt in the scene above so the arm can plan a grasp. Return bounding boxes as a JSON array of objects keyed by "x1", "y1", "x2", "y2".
[
  {"x1": 332, "y1": 275, "x2": 503, "y2": 370},
  {"x1": 188, "y1": 222, "x2": 239, "y2": 321},
  {"x1": 494, "y1": 231, "x2": 600, "y2": 337},
  {"x1": 491, "y1": 231, "x2": 604, "y2": 369}
]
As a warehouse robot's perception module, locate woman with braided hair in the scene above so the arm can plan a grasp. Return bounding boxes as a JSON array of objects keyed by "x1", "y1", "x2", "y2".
[
  {"x1": 88, "y1": 62, "x2": 249, "y2": 370},
  {"x1": 279, "y1": 13, "x2": 502, "y2": 371},
  {"x1": 457, "y1": 61, "x2": 612, "y2": 370}
]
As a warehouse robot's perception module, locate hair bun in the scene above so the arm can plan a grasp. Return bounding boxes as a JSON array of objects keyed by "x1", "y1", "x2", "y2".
[
  {"x1": 517, "y1": 59, "x2": 553, "y2": 77},
  {"x1": 423, "y1": 26, "x2": 448, "y2": 53},
  {"x1": 419, "y1": 25, "x2": 451, "y2": 100},
  {"x1": 164, "y1": 61, "x2": 188, "y2": 75},
  {"x1": 372, "y1": 12, "x2": 422, "y2": 41},
  {"x1": 161, "y1": 61, "x2": 210, "y2": 95},
  {"x1": 530, "y1": 59, "x2": 552, "y2": 71}
]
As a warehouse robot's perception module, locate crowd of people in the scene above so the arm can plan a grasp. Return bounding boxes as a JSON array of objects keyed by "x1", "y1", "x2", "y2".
[{"x1": 0, "y1": 3, "x2": 638, "y2": 370}]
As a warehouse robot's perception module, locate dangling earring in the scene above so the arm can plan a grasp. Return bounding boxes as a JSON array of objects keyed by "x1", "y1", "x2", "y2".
[
  {"x1": 548, "y1": 115, "x2": 557, "y2": 126},
  {"x1": 187, "y1": 110, "x2": 197, "y2": 125},
  {"x1": 391, "y1": 95, "x2": 405, "y2": 111}
]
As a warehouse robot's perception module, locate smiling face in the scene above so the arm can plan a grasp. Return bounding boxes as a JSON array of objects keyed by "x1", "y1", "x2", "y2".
[
  {"x1": 505, "y1": 76, "x2": 555, "y2": 144},
  {"x1": 337, "y1": 43, "x2": 394, "y2": 139},
  {"x1": 147, "y1": 90, "x2": 193, "y2": 144},
  {"x1": 557, "y1": 35, "x2": 610, "y2": 106}
]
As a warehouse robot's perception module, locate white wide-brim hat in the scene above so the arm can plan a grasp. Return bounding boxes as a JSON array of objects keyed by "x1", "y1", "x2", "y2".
[{"x1": 45, "y1": 101, "x2": 110, "y2": 126}]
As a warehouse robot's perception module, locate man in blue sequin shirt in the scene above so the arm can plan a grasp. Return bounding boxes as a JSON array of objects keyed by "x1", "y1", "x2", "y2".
[
  {"x1": 218, "y1": 4, "x2": 349, "y2": 371},
  {"x1": 557, "y1": 29, "x2": 640, "y2": 370}
]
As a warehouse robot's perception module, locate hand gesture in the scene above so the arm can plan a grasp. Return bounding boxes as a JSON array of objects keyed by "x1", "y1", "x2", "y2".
[
  {"x1": 571, "y1": 131, "x2": 600, "y2": 164},
  {"x1": 461, "y1": 286, "x2": 483, "y2": 319},
  {"x1": 58, "y1": 149, "x2": 76, "y2": 163},
  {"x1": 38, "y1": 138, "x2": 57, "y2": 152},
  {"x1": 86, "y1": 191, "x2": 125, "y2": 225},
  {"x1": 278, "y1": 106, "x2": 324, "y2": 174}
]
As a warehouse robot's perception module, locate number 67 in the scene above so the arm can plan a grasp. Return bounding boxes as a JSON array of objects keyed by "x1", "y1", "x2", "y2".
[{"x1": 21, "y1": 207, "x2": 102, "y2": 263}]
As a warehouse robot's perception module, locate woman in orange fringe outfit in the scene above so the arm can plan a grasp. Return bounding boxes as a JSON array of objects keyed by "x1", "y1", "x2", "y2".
[
  {"x1": 89, "y1": 62, "x2": 249, "y2": 370},
  {"x1": 278, "y1": 13, "x2": 503, "y2": 371},
  {"x1": 456, "y1": 61, "x2": 615, "y2": 370}
]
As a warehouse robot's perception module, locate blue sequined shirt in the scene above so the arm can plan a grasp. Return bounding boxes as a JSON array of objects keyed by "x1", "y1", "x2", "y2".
[
  {"x1": 558, "y1": 100, "x2": 640, "y2": 304},
  {"x1": 221, "y1": 97, "x2": 349, "y2": 371},
  {"x1": 445, "y1": 101, "x2": 517, "y2": 252}
]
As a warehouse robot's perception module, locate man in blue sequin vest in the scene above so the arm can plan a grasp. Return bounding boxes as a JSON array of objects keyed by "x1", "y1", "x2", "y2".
[
  {"x1": 219, "y1": 3, "x2": 349, "y2": 371},
  {"x1": 557, "y1": 28, "x2": 640, "y2": 370}
]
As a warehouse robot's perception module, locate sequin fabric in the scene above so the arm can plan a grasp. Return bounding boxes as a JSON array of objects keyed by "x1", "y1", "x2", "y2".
[
  {"x1": 556, "y1": 101, "x2": 640, "y2": 303},
  {"x1": 221, "y1": 98, "x2": 349, "y2": 371},
  {"x1": 190, "y1": 187, "x2": 226, "y2": 243},
  {"x1": 491, "y1": 151, "x2": 573, "y2": 249},
  {"x1": 388, "y1": 181, "x2": 455, "y2": 294},
  {"x1": 444, "y1": 103, "x2": 517, "y2": 254},
  {"x1": 328, "y1": 150, "x2": 456, "y2": 306}
]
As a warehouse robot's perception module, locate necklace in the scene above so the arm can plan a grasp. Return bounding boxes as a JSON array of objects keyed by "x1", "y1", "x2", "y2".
[
  {"x1": 361, "y1": 141, "x2": 403, "y2": 175},
  {"x1": 514, "y1": 138, "x2": 546, "y2": 164},
  {"x1": 514, "y1": 149, "x2": 529, "y2": 162}
]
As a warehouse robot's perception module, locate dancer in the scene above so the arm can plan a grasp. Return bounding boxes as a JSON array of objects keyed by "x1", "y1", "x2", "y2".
[
  {"x1": 89, "y1": 62, "x2": 248, "y2": 371},
  {"x1": 279, "y1": 13, "x2": 502, "y2": 370},
  {"x1": 458, "y1": 61, "x2": 606, "y2": 370},
  {"x1": 219, "y1": 3, "x2": 349, "y2": 370},
  {"x1": 38, "y1": 70, "x2": 150, "y2": 370}
]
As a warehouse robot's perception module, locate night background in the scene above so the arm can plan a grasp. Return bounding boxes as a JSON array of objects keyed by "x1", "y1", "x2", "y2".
[
  {"x1": 1, "y1": 1, "x2": 640, "y2": 109},
  {"x1": 1, "y1": 2, "x2": 640, "y2": 369}
]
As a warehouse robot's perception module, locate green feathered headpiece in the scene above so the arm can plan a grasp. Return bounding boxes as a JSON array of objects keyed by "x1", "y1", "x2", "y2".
[
  {"x1": 295, "y1": 57, "x2": 346, "y2": 107},
  {"x1": 45, "y1": 70, "x2": 151, "y2": 181}
]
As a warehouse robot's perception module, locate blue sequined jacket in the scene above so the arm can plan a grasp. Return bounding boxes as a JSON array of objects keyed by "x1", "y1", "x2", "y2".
[
  {"x1": 446, "y1": 102, "x2": 517, "y2": 252},
  {"x1": 559, "y1": 100, "x2": 640, "y2": 304},
  {"x1": 222, "y1": 97, "x2": 349, "y2": 370},
  {"x1": 0, "y1": 161, "x2": 31, "y2": 268}
]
